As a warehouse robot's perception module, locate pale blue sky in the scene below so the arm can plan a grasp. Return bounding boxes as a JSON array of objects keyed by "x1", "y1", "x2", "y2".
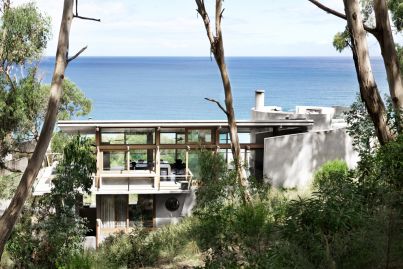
[{"x1": 14, "y1": 0, "x2": 393, "y2": 56}]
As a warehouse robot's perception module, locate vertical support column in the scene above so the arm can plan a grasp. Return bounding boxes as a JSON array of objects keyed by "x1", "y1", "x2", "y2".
[
  {"x1": 155, "y1": 126, "x2": 161, "y2": 190},
  {"x1": 95, "y1": 127, "x2": 101, "y2": 189},
  {"x1": 155, "y1": 146, "x2": 160, "y2": 190},
  {"x1": 185, "y1": 146, "x2": 189, "y2": 181},
  {"x1": 126, "y1": 146, "x2": 130, "y2": 171},
  {"x1": 96, "y1": 195, "x2": 101, "y2": 248},
  {"x1": 215, "y1": 126, "x2": 220, "y2": 154}
]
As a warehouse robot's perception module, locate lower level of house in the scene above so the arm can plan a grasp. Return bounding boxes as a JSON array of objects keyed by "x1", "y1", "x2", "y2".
[{"x1": 80, "y1": 191, "x2": 195, "y2": 245}]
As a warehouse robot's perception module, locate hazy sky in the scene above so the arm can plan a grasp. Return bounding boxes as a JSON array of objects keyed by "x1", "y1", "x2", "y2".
[{"x1": 13, "y1": 0, "x2": 390, "y2": 56}]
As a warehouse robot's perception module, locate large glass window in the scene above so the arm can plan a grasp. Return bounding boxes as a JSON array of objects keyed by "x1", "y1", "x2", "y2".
[
  {"x1": 129, "y1": 149, "x2": 155, "y2": 170},
  {"x1": 103, "y1": 151, "x2": 126, "y2": 171},
  {"x1": 160, "y1": 149, "x2": 186, "y2": 164},
  {"x1": 101, "y1": 133, "x2": 125, "y2": 144},
  {"x1": 126, "y1": 129, "x2": 155, "y2": 144},
  {"x1": 187, "y1": 129, "x2": 212, "y2": 143},
  {"x1": 101, "y1": 128, "x2": 155, "y2": 145},
  {"x1": 219, "y1": 132, "x2": 250, "y2": 144},
  {"x1": 160, "y1": 129, "x2": 185, "y2": 144}
]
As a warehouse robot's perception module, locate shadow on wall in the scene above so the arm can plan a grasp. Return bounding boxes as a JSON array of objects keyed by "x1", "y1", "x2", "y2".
[{"x1": 264, "y1": 128, "x2": 358, "y2": 189}]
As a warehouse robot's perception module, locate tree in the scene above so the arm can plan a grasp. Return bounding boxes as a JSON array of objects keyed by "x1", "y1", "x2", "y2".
[
  {"x1": 0, "y1": 0, "x2": 99, "y2": 258},
  {"x1": 7, "y1": 135, "x2": 96, "y2": 268},
  {"x1": 308, "y1": 0, "x2": 395, "y2": 144},
  {"x1": 0, "y1": 1, "x2": 51, "y2": 166},
  {"x1": 195, "y1": 0, "x2": 251, "y2": 203}
]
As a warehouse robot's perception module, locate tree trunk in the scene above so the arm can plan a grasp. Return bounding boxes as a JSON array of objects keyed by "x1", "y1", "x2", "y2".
[
  {"x1": 373, "y1": 0, "x2": 403, "y2": 129},
  {"x1": 0, "y1": 0, "x2": 74, "y2": 258},
  {"x1": 343, "y1": 0, "x2": 393, "y2": 145},
  {"x1": 195, "y1": 0, "x2": 251, "y2": 202},
  {"x1": 214, "y1": 33, "x2": 249, "y2": 195}
]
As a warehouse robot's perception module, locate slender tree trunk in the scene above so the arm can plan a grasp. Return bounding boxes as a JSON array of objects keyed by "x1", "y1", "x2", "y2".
[
  {"x1": 373, "y1": 0, "x2": 403, "y2": 129},
  {"x1": 195, "y1": 0, "x2": 251, "y2": 202},
  {"x1": 343, "y1": 0, "x2": 393, "y2": 145},
  {"x1": 0, "y1": 0, "x2": 74, "y2": 258}
]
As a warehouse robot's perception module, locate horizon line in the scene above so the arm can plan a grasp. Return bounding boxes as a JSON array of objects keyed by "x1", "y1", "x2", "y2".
[{"x1": 42, "y1": 55, "x2": 380, "y2": 58}]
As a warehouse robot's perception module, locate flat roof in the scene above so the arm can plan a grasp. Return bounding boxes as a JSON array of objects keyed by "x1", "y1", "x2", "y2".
[{"x1": 58, "y1": 119, "x2": 314, "y2": 134}]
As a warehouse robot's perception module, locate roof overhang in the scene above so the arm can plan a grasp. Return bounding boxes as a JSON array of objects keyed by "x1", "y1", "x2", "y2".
[{"x1": 57, "y1": 119, "x2": 314, "y2": 134}]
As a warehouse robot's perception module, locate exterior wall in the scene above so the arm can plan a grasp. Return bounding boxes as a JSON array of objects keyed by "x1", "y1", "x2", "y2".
[
  {"x1": 252, "y1": 110, "x2": 332, "y2": 131},
  {"x1": 154, "y1": 191, "x2": 196, "y2": 227},
  {"x1": 264, "y1": 128, "x2": 358, "y2": 189}
]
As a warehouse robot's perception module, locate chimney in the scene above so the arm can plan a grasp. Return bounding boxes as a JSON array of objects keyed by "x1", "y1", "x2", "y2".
[{"x1": 255, "y1": 89, "x2": 265, "y2": 110}]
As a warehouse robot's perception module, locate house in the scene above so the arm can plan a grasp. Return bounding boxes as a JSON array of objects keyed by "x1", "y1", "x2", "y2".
[{"x1": 32, "y1": 90, "x2": 357, "y2": 246}]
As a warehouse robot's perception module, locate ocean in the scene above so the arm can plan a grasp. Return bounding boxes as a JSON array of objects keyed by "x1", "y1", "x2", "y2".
[{"x1": 38, "y1": 57, "x2": 389, "y2": 120}]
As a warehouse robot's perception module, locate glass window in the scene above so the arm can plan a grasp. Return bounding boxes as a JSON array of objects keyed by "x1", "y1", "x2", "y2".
[
  {"x1": 129, "y1": 149, "x2": 155, "y2": 171},
  {"x1": 160, "y1": 149, "x2": 185, "y2": 164},
  {"x1": 126, "y1": 130, "x2": 155, "y2": 144},
  {"x1": 187, "y1": 129, "x2": 212, "y2": 143},
  {"x1": 103, "y1": 151, "x2": 126, "y2": 171},
  {"x1": 219, "y1": 132, "x2": 250, "y2": 144},
  {"x1": 101, "y1": 133, "x2": 125, "y2": 144},
  {"x1": 160, "y1": 132, "x2": 185, "y2": 144},
  {"x1": 101, "y1": 128, "x2": 155, "y2": 144}
]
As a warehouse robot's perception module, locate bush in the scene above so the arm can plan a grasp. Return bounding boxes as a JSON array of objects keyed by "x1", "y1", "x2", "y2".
[{"x1": 6, "y1": 135, "x2": 96, "y2": 268}]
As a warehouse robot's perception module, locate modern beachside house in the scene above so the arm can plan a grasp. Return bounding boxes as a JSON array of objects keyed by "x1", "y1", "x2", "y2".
[{"x1": 32, "y1": 90, "x2": 358, "y2": 247}]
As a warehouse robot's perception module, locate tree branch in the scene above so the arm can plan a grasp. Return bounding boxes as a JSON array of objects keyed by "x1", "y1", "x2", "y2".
[
  {"x1": 73, "y1": 0, "x2": 101, "y2": 22},
  {"x1": 308, "y1": 0, "x2": 377, "y2": 34},
  {"x1": 73, "y1": 15, "x2": 101, "y2": 22},
  {"x1": 196, "y1": 0, "x2": 215, "y2": 47},
  {"x1": 67, "y1": 46, "x2": 87, "y2": 63},
  {"x1": 204, "y1": 97, "x2": 228, "y2": 116}
]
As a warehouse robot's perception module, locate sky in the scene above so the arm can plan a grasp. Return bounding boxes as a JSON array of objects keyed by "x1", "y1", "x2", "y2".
[{"x1": 12, "y1": 0, "x2": 392, "y2": 57}]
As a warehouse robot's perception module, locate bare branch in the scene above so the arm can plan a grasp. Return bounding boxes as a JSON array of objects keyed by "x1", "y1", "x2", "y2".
[
  {"x1": 308, "y1": 0, "x2": 377, "y2": 34},
  {"x1": 204, "y1": 97, "x2": 228, "y2": 116},
  {"x1": 195, "y1": 0, "x2": 215, "y2": 46},
  {"x1": 73, "y1": 0, "x2": 101, "y2": 22},
  {"x1": 67, "y1": 45, "x2": 87, "y2": 63},
  {"x1": 73, "y1": 15, "x2": 101, "y2": 22}
]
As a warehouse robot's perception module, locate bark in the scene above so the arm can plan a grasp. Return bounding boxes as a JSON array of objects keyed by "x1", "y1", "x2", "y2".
[
  {"x1": 344, "y1": 0, "x2": 393, "y2": 145},
  {"x1": 195, "y1": 0, "x2": 251, "y2": 203},
  {"x1": 0, "y1": 0, "x2": 74, "y2": 258},
  {"x1": 308, "y1": 0, "x2": 403, "y2": 127},
  {"x1": 373, "y1": 0, "x2": 403, "y2": 129}
]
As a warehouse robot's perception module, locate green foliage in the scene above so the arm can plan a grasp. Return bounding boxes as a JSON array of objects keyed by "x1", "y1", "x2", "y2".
[
  {"x1": 6, "y1": 135, "x2": 96, "y2": 268},
  {"x1": 313, "y1": 160, "x2": 349, "y2": 191},
  {"x1": 396, "y1": 44, "x2": 403, "y2": 76},
  {"x1": 389, "y1": 0, "x2": 403, "y2": 31},
  {"x1": 0, "y1": 2, "x2": 51, "y2": 65},
  {"x1": 0, "y1": 172, "x2": 20, "y2": 199},
  {"x1": 333, "y1": 29, "x2": 350, "y2": 53},
  {"x1": 100, "y1": 227, "x2": 160, "y2": 268}
]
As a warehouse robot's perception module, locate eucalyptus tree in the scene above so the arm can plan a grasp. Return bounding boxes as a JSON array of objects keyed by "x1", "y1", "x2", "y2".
[
  {"x1": 0, "y1": 0, "x2": 99, "y2": 258},
  {"x1": 308, "y1": 0, "x2": 401, "y2": 144},
  {"x1": 0, "y1": 1, "x2": 51, "y2": 166},
  {"x1": 195, "y1": 0, "x2": 251, "y2": 203}
]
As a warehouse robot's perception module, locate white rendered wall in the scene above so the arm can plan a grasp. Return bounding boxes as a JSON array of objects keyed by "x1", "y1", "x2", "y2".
[
  {"x1": 154, "y1": 191, "x2": 196, "y2": 227},
  {"x1": 264, "y1": 128, "x2": 358, "y2": 189}
]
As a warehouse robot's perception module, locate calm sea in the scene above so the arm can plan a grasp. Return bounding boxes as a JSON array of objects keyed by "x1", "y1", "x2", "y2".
[{"x1": 38, "y1": 57, "x2": 388, "y2": 120}]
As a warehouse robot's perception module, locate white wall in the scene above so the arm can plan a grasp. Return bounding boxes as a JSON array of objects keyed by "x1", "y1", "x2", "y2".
[
  {"x1": 154, "y1": 191, "x2": 196, "y2": 227},
  {"x1": 264, "y1": 128, "x2": 358, "y2": 189}
]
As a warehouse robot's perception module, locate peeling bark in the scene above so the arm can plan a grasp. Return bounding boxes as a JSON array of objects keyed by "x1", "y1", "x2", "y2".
[{"x1": 344, "y1": 0, "x2": 393, "y2": 145}]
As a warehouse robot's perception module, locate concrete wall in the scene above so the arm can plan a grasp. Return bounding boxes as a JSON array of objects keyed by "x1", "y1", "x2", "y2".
[
  {"x1": 154, "y1": 191, "x2": 196, "y2": 227},
  {"x1": 264, "y1": 128, "x2": 358, "y2": 189}
]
